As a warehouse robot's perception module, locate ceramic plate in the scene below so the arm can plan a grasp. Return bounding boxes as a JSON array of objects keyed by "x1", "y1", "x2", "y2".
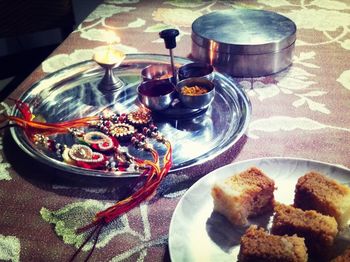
[{"x1": 168, "y1": 157, "x2": 350, "y2": 261}]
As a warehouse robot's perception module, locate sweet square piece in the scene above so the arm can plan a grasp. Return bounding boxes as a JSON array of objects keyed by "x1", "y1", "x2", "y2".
[
  {"x1": 238, "y1": 225, "x2": 308, "y2": 262},
  {"x1": 294, "y1": 171, "x2": 350, "y2": 229},
  {"x1": 271, "y1": 203, "x2": 338, "y2": 258},
  {"x1": 211, "y1": 167, "x2": 275, "y2": 226}
]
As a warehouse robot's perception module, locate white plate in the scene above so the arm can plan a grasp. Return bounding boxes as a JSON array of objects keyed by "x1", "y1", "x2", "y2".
[{"x1": 168, "y1": 157, "x2": 350, "y2": 262}]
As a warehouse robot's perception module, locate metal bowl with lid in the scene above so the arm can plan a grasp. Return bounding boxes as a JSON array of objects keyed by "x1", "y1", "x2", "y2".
[{"x1": 191, "y1": 9, "x2": 297, "y2": 77}]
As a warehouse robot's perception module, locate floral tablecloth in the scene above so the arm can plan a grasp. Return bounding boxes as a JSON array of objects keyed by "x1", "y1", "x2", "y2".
[{"x1": 1, "y1": 0, "x2": 350, "y2": 261}]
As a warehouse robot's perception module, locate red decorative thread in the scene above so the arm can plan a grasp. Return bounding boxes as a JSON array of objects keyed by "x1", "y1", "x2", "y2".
[{"x1": 1, "y1": 100, "x2": 173, "y2": 261}]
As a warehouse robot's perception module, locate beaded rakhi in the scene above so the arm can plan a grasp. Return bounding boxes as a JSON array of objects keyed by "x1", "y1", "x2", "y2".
[{"x1": 2, "y1": 99, "x2": 172, "y2": 260}]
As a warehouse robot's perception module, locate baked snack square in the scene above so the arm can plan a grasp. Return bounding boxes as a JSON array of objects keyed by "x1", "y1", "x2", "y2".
[
  {"x1": 271, "y1": 203, "x2": 338, "y2": 258},
  {"x1": 211, "y1": 167, "x2": 275, "y2": 226},
  {"x1": 294, "y1": 171, "x2": 350, "y2": 229},
  {"x1": 238, "y1": 225, "x2": 308, "y2": 262}
]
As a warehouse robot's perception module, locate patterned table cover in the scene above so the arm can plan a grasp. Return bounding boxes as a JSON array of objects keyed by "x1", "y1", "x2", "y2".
[{"x1": 1, "y1": 0, "x2": 350, "y2": 261}]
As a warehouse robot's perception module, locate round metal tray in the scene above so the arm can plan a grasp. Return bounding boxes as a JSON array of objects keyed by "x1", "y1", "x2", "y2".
[{"x1": 10, "y1": 54, "x2": 251, "y2": 178}]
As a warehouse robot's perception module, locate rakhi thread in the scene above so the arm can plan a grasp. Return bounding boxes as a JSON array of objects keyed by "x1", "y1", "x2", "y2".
[{"x1": 1, "y1": 99, "x2": 172, "y2": 261}]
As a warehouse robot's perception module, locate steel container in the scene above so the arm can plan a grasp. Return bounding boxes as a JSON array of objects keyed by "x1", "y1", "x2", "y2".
[
  {"x1": 137, "y1": 79, "x2": 175, "y2": 111},
  {"x1": 176, "y1": 77, "x2": 215, "y2": 109},
  {"x1": 191, "y1": 9, "x2": 297, "y2": 77}
]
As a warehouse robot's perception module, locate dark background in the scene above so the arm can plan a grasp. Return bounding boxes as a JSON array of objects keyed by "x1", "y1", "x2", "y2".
[{"x1": 0, "y1": 0, "x2": 102, "y2": 101}]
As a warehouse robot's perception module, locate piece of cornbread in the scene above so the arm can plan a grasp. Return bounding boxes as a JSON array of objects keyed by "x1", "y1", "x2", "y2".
[
  {"x1": 238, "y1": 225, "x2": 308, "y2": 262},
  {"x1": 271, "y1": 203, "x2": 338, "y2": 259},
  {"x1": 211, "y1": 167, "x2": 275, "y2": 226},
  {"x1": 294, "y1": 171, "x2": 350, "y2": 230}
]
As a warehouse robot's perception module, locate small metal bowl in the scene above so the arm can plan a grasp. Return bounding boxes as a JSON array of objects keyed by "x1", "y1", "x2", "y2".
[
  {"x1": 178, "y1": 62, "x2": 214, "y2": 81},
  {"x1": 137, "y1": 79, "x2": 175, "y2": 111},
  {"x1": 141, "y1": 64, "x2": 175, "y2": 82},
  {"x1": 176, "y1": 77, "x2": 215, "y2": 109}
]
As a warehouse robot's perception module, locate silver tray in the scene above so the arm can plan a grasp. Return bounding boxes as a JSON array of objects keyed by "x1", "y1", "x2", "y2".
[{"x1": 10, "y1": 54, "x2": 251, "y2": 178}]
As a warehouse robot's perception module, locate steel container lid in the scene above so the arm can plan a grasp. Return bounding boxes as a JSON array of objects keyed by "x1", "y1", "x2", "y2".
[{"x1": 192, "y1": 9, "x2": 297, "y2": 55}]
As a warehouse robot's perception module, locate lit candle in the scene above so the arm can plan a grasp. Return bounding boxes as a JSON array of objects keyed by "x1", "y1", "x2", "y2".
[
  {"x1": 94, "y1": 48, "x2": 125, "y2": 65},
  {"x1": 92, "y1": 32, "x2": 126, "y2": 91},
  {"x1": 93, "y1": 32, "x2": 125, "y2": 66}
]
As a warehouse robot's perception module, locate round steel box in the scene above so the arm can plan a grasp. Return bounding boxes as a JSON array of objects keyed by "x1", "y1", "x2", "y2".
[{"x1": 191, "y1": 9, "x2": 297, "y2": 77}]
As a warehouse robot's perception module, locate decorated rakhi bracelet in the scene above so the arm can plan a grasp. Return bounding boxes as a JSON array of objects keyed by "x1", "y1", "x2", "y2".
[
  {"x1": 31, "y1": 110, "x2": 162, "y2": 173},
  {"x1": 1, "y1": 99, "x2": 173, "y2": 261}
]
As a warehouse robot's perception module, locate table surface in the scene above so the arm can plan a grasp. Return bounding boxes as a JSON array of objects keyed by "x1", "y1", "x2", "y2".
[{"x1": 1, "y1": 0, "x2": 350, "y2": 261}]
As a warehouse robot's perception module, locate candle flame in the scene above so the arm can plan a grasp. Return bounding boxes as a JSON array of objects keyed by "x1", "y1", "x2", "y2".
[
  {"x1": 93, "y1": 47, "x2": 125, "y2": 66},
  {"x1": 93, "y1": 30, "x2": 124, "y2": 66},
  {"x1": 106, "y1": 30, "x2": 121, "y2": 45}
]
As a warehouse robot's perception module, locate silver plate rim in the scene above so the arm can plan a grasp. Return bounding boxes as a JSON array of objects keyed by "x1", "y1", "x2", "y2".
[{"x1": 10, "y1": 53, "x2": 251, "y2": 178}]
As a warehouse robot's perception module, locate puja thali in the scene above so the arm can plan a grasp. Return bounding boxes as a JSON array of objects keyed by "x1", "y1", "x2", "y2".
[{"x1": 10, "y1": 54, "x2": 251, "y2": 178}]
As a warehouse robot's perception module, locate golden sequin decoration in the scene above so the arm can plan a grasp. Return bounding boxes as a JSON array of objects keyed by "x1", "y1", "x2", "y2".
[
  {"x1": 109, "y1": 123, "x2": 135, "y2": 139},
  {"x1": 127, "y1": 111, "x2": 151, "y2": 126}
]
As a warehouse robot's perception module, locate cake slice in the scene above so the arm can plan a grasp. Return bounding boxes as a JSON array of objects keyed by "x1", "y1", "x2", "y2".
[
  {"x1": 238, "y1": 225, "x2": 308, "y2": 262},
  {"x1": 271, "y1": 203, "x2": 338, "y2": 259},
  {"x1": 211, "y1": 167, "x2": 275, "y2": 226},
  {"x1": 331, "y1": 247, "x2": 350, "y2": 262},
  {"x1": 294, "y1": 171, "x2": 350, "y2": 229}
]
